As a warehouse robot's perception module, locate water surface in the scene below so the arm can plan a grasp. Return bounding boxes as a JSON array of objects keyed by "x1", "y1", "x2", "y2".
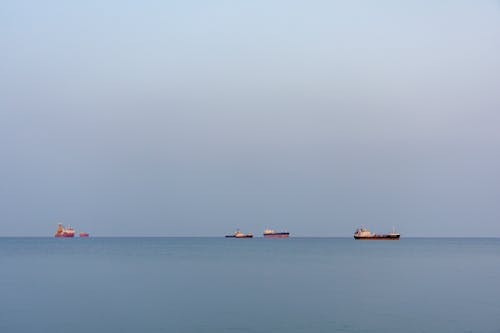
[{"x1": 1, "y1": 237, "x2": 499, "y2": 332}]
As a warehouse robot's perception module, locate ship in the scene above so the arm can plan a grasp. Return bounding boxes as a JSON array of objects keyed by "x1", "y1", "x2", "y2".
[
  {"x1": 263, "y1": 229, "x2": 290, "y2": 238},
  {"x1": 225, "y1": 230, "x2": 253, "y2": 238},
  {"x1": 353, "y1": 226, "x2": 400, "y2": 240},
  {"x1": 79, "y1": 232, "x2": 89, "y2": 237},
  {"x1": 54, "y1": 223, "x2": 75, "y2": 238}
]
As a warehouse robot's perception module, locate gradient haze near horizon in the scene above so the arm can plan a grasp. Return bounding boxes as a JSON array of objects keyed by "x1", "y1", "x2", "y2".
[{"x1": 1, "y1": 0, "x2": 500, "y2": 237}]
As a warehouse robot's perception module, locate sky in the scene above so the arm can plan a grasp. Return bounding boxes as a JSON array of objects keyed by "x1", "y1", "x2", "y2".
[{"x1": 1, "y1": 0, "x2": 500, "y2": 237}]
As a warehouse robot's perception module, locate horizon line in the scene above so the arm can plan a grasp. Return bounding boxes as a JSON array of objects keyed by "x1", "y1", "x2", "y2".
[{"x1": 1, "y1": 236, "x2": 500, "y2": 239}]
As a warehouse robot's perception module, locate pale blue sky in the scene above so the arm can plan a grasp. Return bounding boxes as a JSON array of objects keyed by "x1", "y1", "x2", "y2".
[{"x1": 1, "y1": 0, "x2": 500, "y2": 236}]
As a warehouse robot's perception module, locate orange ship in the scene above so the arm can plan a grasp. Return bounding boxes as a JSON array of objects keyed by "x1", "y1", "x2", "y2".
[{"x1": 54, "y1": 223, "x2": 75, "y2": 238}]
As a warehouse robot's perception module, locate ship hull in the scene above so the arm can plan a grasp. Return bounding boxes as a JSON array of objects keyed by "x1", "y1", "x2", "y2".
[
  {"x1": 354, "y1": 235, "x2": 400, "y2": 240},
  {"x1": 263, "y1": 233, "x2": 289, "y2": 238},
  {"x1": 225, "y1": 235, "x2": 253, "y2": 238},
  {"x1": 54, "y1": 233, "x2": 75, "y2": 238}
]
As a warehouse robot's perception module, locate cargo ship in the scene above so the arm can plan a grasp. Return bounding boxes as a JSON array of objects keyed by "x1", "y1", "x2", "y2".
[
  {"x1": 54, "y1": 223, "x2": 75, "y2": 238},
  {"x1": 79, "y1": 232, "x2": 89, "y2": 237},
  {"x1": 225, "y1": 230, "x2": 253, "y2": 238},
  {"x1": 263, "y1": 229, "x2": 290, "y2": 238},
  {"x1": 354, "y1": 226, "x2": 400, "y2": 240}
]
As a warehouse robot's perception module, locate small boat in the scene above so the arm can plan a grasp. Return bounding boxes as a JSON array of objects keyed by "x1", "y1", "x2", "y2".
[
  {"x1": 354, "y1": 226, "x2": 400, "y2": 240},
  {"x1": 263, "y1": 229, "x2": 290, "y2": 238},
  {"x1": 225, "y1": 230, "x2": 253, "y2": 238},
  {"x1": 79, "y1": 232, "x2": 89, "y2": 237},
  {"x1": 54, "y1": 223, "x2": 75, "y2": 238}
]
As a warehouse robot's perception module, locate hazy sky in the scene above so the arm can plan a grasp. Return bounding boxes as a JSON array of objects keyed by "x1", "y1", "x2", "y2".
[{"x1": 1, "y1": 0, "x2": 500, "y2": 236}]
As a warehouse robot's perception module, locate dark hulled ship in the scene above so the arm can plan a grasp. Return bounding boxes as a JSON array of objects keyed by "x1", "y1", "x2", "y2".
[
  {"x1": 263, "y1": 229, "x2": 290, "y2": 238},
  {"x1": 225, "y1": 230, "x2": 253, "y2": 238},
  {"x1": 354, "y1": 226, "x2": 400, "y2": 240}
]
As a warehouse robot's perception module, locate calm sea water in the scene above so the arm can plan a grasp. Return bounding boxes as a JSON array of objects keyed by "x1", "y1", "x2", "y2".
[{"x1": 1, "y1": 237, "x2": 499, "y2": 333}]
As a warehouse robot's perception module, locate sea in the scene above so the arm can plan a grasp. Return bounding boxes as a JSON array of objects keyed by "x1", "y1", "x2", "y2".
[{"x1": 1, "y1": 237, "x2": 499, "y2": 333}]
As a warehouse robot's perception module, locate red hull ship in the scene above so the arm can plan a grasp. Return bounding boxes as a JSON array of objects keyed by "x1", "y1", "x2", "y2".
[
  {"x1": 263, "y1": 229, "x2": 289, "y2": 238},
  {"x1": 79, "y1": 232, "x2": 89, "y2": 237},
  {"x1": 54, "y1": 223, "x2": 75, "y2": 238}
]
